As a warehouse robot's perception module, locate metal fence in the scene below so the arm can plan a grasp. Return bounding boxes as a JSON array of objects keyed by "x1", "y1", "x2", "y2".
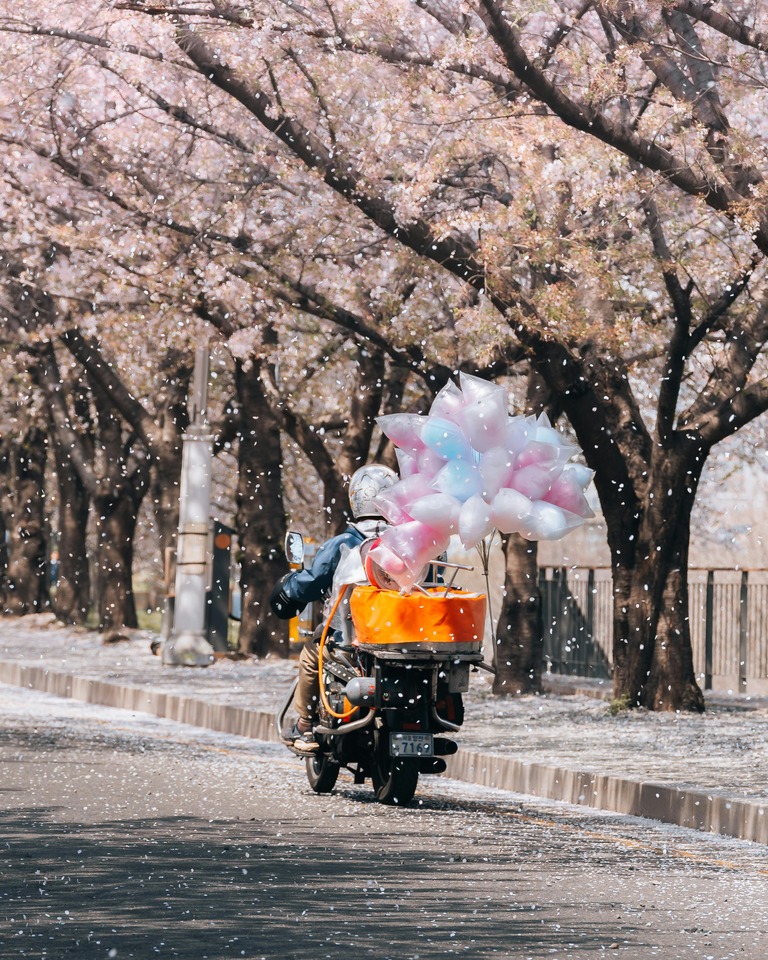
[{"x1": 540, "y1": 567, "x2": 768, "y2": 696}]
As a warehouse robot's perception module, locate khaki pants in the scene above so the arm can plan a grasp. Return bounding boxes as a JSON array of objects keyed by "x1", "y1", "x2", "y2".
[{"x1": 292, "y1": 638, "x2": 320, "y2": 721}]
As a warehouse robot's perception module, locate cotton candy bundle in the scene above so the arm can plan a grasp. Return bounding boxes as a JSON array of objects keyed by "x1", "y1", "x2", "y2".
[{"x1": 367, "y1": 374, "x2": 594, "y2": 590}]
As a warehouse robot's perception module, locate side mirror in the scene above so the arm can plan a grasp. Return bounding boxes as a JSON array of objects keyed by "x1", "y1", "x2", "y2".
[{"x1": 285, "y1": 531, "x2": 305, "y2": 568}]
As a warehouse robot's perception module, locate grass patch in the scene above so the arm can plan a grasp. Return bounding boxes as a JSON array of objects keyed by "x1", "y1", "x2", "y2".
[
  {"x1": 608, "y1": 694, "x2": 632, "y2": 715},
  {"x1": 137, "y1": 609, "x2": 163, "y2": 632}
]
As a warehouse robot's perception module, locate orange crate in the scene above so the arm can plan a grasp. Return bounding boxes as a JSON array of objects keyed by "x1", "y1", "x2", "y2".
[{"x1": 349, "y1": 585, "x2": 486, "y2": 654}]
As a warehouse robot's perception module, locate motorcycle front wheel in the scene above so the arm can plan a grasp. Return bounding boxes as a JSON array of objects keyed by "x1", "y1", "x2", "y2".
[
  {"x1": 372, "y1": 730, "x2": 419, "y2": 806},
  {"x1": 305, "y1": 751, "x2": 340, "y2": 793}
]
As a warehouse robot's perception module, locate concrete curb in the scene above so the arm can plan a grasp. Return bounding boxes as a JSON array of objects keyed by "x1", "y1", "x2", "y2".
[
  {"x1": 2, "y1": 659, "x2": 765, "y2": 845},
  {"x1": 542, "y1": 675, "x2": 611, "y2": 700},
  {"x1": 0, "y1": 661, "x2": 275, "y2": 742},
  {"x1": 445, "y1": 751, "x2": 767, "y2": 845}
]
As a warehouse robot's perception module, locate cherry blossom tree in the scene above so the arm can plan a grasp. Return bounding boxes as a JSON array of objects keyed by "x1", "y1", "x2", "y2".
[
  {"x1": 0, "y1": 13, "x2": 532, "y2": 666},
  {"x1": 105, "y1": 0, "x2": 766, "y2": 711},
  {"x1": 0, "y1": 401, "x2": 49, "y2": 616},
  {"x1": 8, "y1": 2, "x2": 768, "y2": 709}
]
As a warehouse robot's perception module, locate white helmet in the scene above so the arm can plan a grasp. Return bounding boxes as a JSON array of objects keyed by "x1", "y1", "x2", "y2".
[{"x1": 348, "y1": 464, "x2": 398, "y2": 519}]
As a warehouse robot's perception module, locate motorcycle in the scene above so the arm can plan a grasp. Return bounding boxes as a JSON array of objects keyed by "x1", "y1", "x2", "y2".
[{"x1": 276, "y1": 533, "x2": 487, "y2": 806}]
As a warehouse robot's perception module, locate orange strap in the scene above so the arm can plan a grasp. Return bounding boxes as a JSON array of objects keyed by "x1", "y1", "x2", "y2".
[{"x1": 317, "y1": 583, "x2": 359, "y2": 720}]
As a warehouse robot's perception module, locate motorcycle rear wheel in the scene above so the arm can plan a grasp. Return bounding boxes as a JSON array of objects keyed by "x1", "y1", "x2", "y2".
[
  {"x1": 305, "y1": 752, "x2": 340, "y2": 793},
  {"x1": 372, "y1": 733, "x2": 419, "y2": 805}
]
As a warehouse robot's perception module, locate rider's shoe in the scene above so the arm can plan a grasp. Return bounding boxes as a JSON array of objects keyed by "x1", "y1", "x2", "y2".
[{"x1": 289, "y1": 722, "x2": 318, "y2": 753}]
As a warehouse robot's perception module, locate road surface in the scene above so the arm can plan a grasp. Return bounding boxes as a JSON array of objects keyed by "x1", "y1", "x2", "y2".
[{"x1": 1, "y1": 683, "x2": 765, "y2": 959}]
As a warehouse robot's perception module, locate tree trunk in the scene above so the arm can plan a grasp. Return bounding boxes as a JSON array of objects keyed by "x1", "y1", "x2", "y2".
[
  {"x1": 50, "y1": 436, "x2": 91, "y2": 624},
  {"x1": 493, "y1": 534, "x2": 543, "y2": 694},
  {"x1": 489, "y1": 366, "x2": 551, "y2": 695},
  {"x1": 149, "y1": 349, "x2": 190, "y2": 561},
  {"x1": 0, "y1": 514, "x2": 6, "y2": 607},
  {"x1": 531, "y1": 343, "x2": 707, "y2": 712},
  {"x1": 608, "y1": 439, "x2": 705, "y2": 711},
  {"x1": 235, "y1": 361, "x2": 290, "y2": 657},
  {"x1": 93, "y1": 489, "x2": 143, "y2": 633},
  {"x1": 150, "y1": 446, "x2": 183, "y2": 580},
  {"x1": 80, "y1": 369, "x2": 151, "y2": 634},
  {"x1": 58, "y1": 331, "x2": 191, "y2": 580},
  {"x1": 0, "y1": 429, "x2": 49, "y2": 616},
  {"x1": 331, "y1": 345, "x2": 387, "y2": 530}
]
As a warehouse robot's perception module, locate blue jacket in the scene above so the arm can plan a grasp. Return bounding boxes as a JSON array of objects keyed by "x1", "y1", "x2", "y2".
[{"x1": 281, "y1": 525, "x2": 366, "y2": 609}]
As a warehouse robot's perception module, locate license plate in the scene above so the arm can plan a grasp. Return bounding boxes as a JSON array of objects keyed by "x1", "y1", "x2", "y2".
[{"x1": 390, "y1": 732, "x2": 433, "y2": 757}]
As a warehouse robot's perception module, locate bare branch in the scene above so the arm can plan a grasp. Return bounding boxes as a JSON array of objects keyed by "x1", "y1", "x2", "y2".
[
  {"x1": 537, "y1": 0, "x2": 595, "y2": 69},
  {"x1": 0, "y1": 20, "x2": 196, "y2": 70},
  {"x1": 286, "y1": 47, "x2": 337, "y2": 146},
  {"x1": 113, "y1": 3, "x2": 254, "y2": 26},
  {"x1": 687, "y1": 256, "x2": 761, "y2": 353},
  {"x1": 173, "y1": 23, "x2": 493, "y2": 293},
  {"x1": 412, "y1": 0, "x2": 470, "y2": 37},
  {"x1": 258, "y1": 355, "x2": 339, "y2": 479},
  {"x1": 264, "y1": 260, "x2": 452, "y2": 383},
  {"x1": 317, "y1": 22, "x2": 523, "y2": 100},
  {"x1": 477, "y1": 0, "x2": 760, "y2": 248},
  {"x1": 59, "y1": 328, "x2": 163, "y2": 454},
  {"x1": 100, "y1": 64, "x2": 257, "y2": 155},
  {"x1": 683, "y1": 296, "x2": 768, "y2": 440},
  {"x1": 640, "y1": 188, "x2": 691, "y2": 445},
  {"x1": 607, "y1": 8, "x2": 761, "y2": 196},
  {"x1": 673, "y1": 0, "x2": 768, "y2": 54},
  {"x1": 32, "y1": 340, "x2": 101, "y2": 498}
]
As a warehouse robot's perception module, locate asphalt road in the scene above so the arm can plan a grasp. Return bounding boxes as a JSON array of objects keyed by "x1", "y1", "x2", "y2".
[{"x1": 1, "y1": 684, "x2": 766, "y2": 960}]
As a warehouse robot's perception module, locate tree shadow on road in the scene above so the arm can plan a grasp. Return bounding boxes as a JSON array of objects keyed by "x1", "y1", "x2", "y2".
[{"x1": 0, "y1": 800, "x2": 648, "y2": 960}]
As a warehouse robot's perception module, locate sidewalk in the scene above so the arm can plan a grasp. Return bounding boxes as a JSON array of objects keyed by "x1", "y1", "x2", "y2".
[{"x1": 1, "y1": 616, "x2": 766, "y2": 844}]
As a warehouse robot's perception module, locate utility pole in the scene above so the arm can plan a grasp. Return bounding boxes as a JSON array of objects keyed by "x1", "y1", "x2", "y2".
[{"x1": 162, "y1": 343, "x2": 215, "y2": 667}]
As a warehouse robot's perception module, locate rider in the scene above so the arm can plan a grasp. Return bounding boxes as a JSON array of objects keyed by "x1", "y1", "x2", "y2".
[{"x1": 269, "y1": 464, "x2": 397, "y2": 753}]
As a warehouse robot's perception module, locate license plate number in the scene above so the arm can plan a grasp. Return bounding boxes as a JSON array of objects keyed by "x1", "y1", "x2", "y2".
[{"x1": 390, "y1": 732, "x2": 433, "y2": 757}]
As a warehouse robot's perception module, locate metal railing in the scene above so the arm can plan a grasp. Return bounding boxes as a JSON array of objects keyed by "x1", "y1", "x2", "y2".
[
  {"x1": 540, "y1": 567, "x2": 612, "y2": 680},
  {"x1": 539, "y1": 567, "x2": 768, "y2": 694}
]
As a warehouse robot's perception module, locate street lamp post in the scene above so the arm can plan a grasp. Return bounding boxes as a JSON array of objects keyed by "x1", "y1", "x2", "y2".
[{"x1": 162, "y1": 344, "x2": 216, "y2": 667}]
